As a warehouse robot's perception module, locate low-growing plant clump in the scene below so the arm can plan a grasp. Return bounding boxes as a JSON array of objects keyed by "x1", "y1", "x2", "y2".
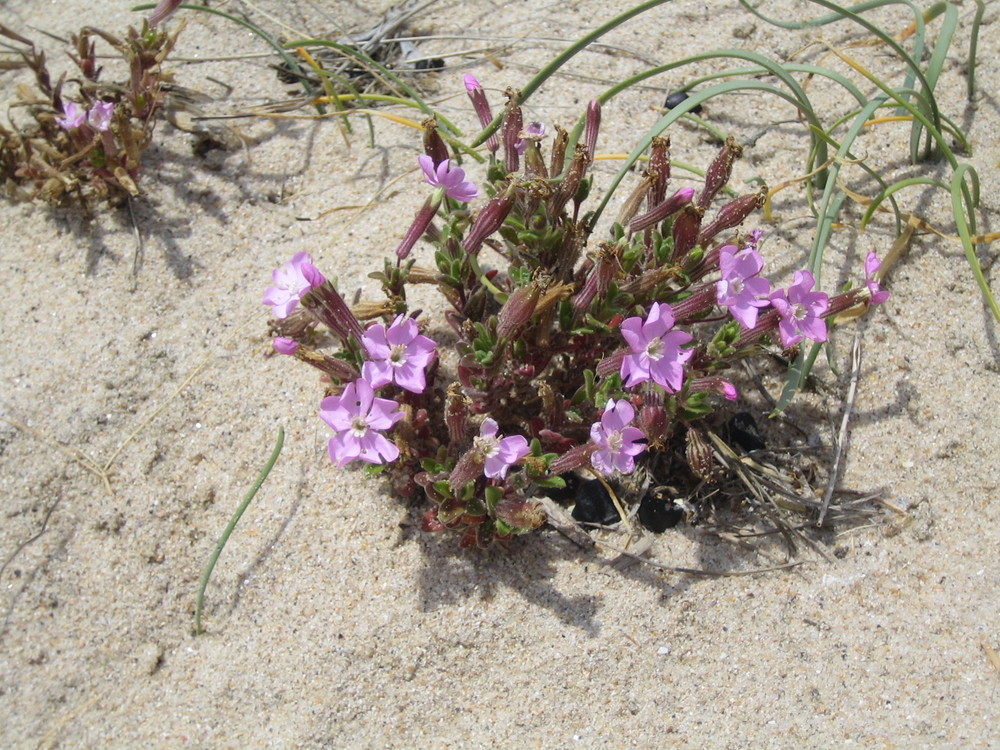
[{"x1": 263, "y1": 78, "x2": 890, "y2": 549}]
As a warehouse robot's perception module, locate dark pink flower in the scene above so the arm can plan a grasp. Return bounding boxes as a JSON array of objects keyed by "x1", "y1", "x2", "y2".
[
  {"x1": 590, "y1": 399, "x2": 647, "y2": 475},
  {"x1": 361, "y1": 315, "x2": 437, "y2": 393},
  {"x1": 319, "y1": 379, "x2": 404, "y2": 467},
  {"x1": 262, "y1": 252, "x2": 326, "y2": 319},
  {"x1": 418, "y1": 154, "x2": 478, "y2": 203},
  {"x1": 474, "y1": 418, "x2": 529, "y2": 479},
  {"x1": 620, "y1": 302, "x2": 693, "y2": 392},
  {"x1": 715, "y1": 245, "x2": 771, "y2": 329},
  {"x1": 769, "y1": 270, "x2": 829, "y2": 347}
]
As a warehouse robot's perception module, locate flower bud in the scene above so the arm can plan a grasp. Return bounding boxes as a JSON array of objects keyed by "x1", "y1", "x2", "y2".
[
  {"x1": 630, "y1": 186, "x2": 696, "y2": 234},
  {"x1": 637, "y1": 403, "x2": 669, "y2": 446},
  {"x1": 300, "y1": 281, "x2": 365, "y2": 345},
  {"x1": 464, "y1": 74, "x2": 499, "y2": 153},
  {"x1": 688, "y1": 376, "x2": 738, "y2": 401},
  {"x1": 671, "y1": 203, "x2": 705, "y2": 262},
  {"x1": 395, "y1": 198, "x2": 439, "y2": 260},
  {"x1": 549, "y1": 443, "x2": 597, "y2": 475},
  {"x1": 496, "y1": 281, "x2": 541, "y2": 339},
  {"x1": 272, "y1": 337, "x2": 298, "y2": 355},
  {"x1": 463, "y1": 185, "x2": 515, "y2": 254}
]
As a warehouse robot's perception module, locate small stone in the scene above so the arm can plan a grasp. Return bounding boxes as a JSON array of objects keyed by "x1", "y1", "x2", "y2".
[
  {"x1": 638, "y1": 492, "x2": 683, "y2": 533},
  {"x1": 137, "y1": 642, "x2": 164, "y2": 675},
  {"x1": 571, "y1": 479, "x2": 620, "y2": 526},
  {"x1": 664, "y1": 91, "x2": 703, "y2": 114}
]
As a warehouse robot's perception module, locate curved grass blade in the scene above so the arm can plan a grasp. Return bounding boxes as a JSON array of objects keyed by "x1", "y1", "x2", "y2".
[
  {"x1": 194, "y1": 427, "x2": 284, "y2": 635},
  {"x1": 950, "y1": 165, "x2": 998, "y2": 322}
]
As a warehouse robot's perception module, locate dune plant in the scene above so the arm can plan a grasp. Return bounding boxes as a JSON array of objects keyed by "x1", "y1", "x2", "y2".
[
  {"x1": 263, "y1": 81, "x2": 890, "y2": 548},
  {"x1": 0, "y1": 12, "x2": 181, "y2": 207}
]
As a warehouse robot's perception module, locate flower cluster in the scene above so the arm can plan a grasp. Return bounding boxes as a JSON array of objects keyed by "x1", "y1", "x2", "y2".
[{"x1": 263, "y1": 79, "x2": 890, "y2": 547}]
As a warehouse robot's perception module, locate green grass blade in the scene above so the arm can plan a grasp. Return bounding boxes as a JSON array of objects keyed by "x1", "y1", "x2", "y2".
[
  {"x1": 194, "y1": 427, "x2": 284, "y2": 635},
  {"x1": 951, "y1": 165, "x2": 998, "y2": 322}
]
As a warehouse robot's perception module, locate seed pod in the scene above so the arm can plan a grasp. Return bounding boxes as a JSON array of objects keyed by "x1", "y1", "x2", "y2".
[
  {"x1": 685, "y1": 427, "x2": 714, "y2": 481},
  {"x1": 698, "y1": 136, "x2": 743, "y2": 210},
  {"x1": 422, "y1": 118, "x2": 449, "y2": 168}
]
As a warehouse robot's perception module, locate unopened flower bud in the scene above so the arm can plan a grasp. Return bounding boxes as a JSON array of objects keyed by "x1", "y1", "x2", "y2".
[
  {"x1": 630, "y1": 186, "x2": 696, "y2": 234},
  {"x1": 497, "y1": 281, "x2": 541, "y2": 339},
  {"x1": 688, "y1": 376, "x2": 738, "y2": 401},
  {"x1": 463, "y1": 185, "x2": 516, "y2": 254},
  {"x1": 464, "y1": 74, "x2": 499, "y2": 153},
  {"x1": 300, "y1": 281, "x2": 365, "y2": 345},
  {"x1": 698, "y1": 136, "x2": 743, "y2": 210},
  {"x1": 549, "y1": 443, "x2": 597, "y2": 475},
  {"x1": 671, "y1": 203, "x2": 705, "y2": 262},
  {"x1": 396, "y1": 199, "x2": 439, "y2": 260},
  {"x1": 698, "y1": 188, "x2": 766, "y2": 246}
]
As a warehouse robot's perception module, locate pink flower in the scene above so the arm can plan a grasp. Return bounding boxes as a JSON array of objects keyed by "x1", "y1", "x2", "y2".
[
  {"x1": 262, "y1": 252, "x2": 326, "y2": 319},
  {"x1": 272, "y1": 337, "x2": 299, "y2": 355},
  {"x1": 865, "y1": 251, "x2": 890, "y2": 305},
  {"x1": 515, "y1": 121, "x2": 546, "y2": 155},
  {"x1": 418, "y1": 154, "x2": 478, "y2": 203},
  {"x1": 715, "y1": 245, "x2": 771, "y2": 329},
  {"x1": 319, "y1": 379, "x2": 404, "y2": 467},
  {"x1": 620, "y1": 302, "x2": 693, "y2": 392},
  {"x1": 474, "y1": 418, "x2": 529, "y2": 479},
  {"x1": 361, "y1": 315, "x2": 437, "y2": 393},
  {"x1": 55, "y1": 102, "x2": 86, "y2": 130},
  {"x1": 87, "y1": 101, "x2": 114, "y2": 132},
  {"x1": 769, "y1": 270, "x2": 829, "y2": 347},
  {"x1": 590, "y1": 399, "x2": 647, "y2": 475}
]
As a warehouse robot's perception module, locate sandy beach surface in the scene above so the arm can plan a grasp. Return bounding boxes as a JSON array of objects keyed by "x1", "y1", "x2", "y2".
[{"x1": 2, "y1": 0, "x2": 999, "y2": 747}]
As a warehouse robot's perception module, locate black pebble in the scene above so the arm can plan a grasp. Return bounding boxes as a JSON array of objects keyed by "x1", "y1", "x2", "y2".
[
  {"x1": 543, "y1": 472, "x2": 581, "y2": 503},
  {"x1": 415, "y1": 58, "x2": 445, "y2": 71},
  {"x1": 723, "y1": 411, "x2": 766, "y2": 452},
  {"x1": 664, "y1": 90, "x2": 703, "y2": 114},
  {"x1": 572, "y1": 479, "x2": 620, "y2": 526},
  {"x1": 638, "y1": 492, "x2": 684, "y2": 533}
]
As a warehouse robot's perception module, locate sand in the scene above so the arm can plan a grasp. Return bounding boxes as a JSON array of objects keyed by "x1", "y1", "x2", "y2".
[{"x1": 2, "y1": 0, "x2": 999, "y2": 747}]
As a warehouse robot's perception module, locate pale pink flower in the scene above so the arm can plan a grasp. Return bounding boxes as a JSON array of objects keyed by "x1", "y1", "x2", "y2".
[
  {"x1": 319, "y1": 379, "x2": 404, "y2": 467},
  {"x1": 590, "y1": 399, "x2": 647, "y2": 475},
  {"x1": 620, "y1": 302, "x2": 693, "y2": 392},
  {"x1": 514, "y1": 121, "x2": 546, "y2": 155},
  {"x1": 87, "y1": 101, "x2": 114, "y2": 132},
  {"x1": 716, "y1": 245, "x2": 771, "y2": 329},
  {"x1": 361, "y1": 315, "x2": 437, "y2": 393},
  {"x1": 769, "y1": 270, "x2": 829, "y2": 347},
  {"x1": 474, "y1": 418, "x2": 529, "y2": 479},
  {"x1": 418, "y1": 154, "x2": 478, "y2": 203},
  {"x1": 262, "y1": 252, "x2": 326, "y2": 319},
  {"x1": 55, "y1": 102, "x2": 86, "y2": 130},
  {"x1": 865, "y1": 251, "x2": 890, "y2": 305}
]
